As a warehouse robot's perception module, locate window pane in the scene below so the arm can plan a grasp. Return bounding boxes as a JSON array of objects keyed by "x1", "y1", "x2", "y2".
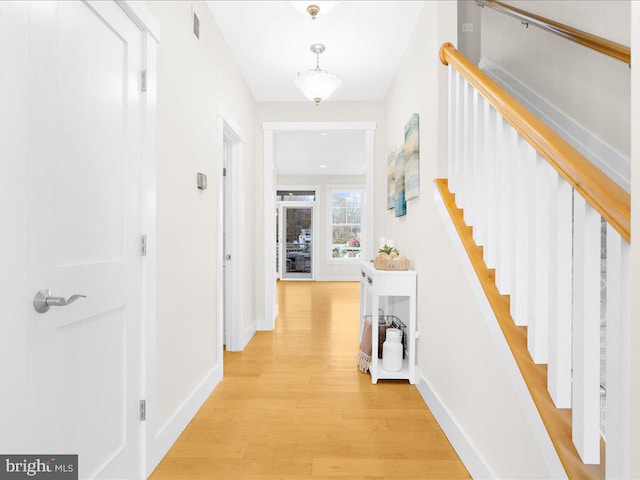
[
  {"x1": 332, "y1": 225, "x2": 353, "y2": 245},
  {"x1": 332, "y1": 207, "x2": 346, "y2": 224},
  {"x1": 346, "y1": 192, "x2": 362, "y2": 208},
  {"x1": 332, "y1": 192, "x2": 346, "y2": 208},
  {"x1": 346, "y1": 207, "x2": 361, "y2": 224}
]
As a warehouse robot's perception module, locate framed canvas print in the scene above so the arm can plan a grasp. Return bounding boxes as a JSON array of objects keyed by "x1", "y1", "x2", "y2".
[
  {"x1": 387, "y1": 148, "x2": 396, "y2": 209},
  {"x1": 394, "y1": 148, "x2": 406, "y2": 217},
  {"x1": 404, "y1": 113, "x2": 419, "y2": 200}
]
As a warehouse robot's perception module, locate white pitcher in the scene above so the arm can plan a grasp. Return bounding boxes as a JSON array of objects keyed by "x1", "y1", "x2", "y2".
[{"x1": 382, "y1": 328, "x2": 403, "y2": 371}]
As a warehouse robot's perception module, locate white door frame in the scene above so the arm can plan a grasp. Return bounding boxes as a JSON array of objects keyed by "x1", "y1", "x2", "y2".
[
  {"x1": 262, "y1": 122, "x2": 376, "y2": 331},
  {"x1": 277, "y1": 201, "x2": 318, "y2": 281},
  {"x1": 115, "y1": 1, "x2": 161, "y2": 477},
  {"x1": 276, "y1": 184, "x2": 319, "y2": 281},
  {"x1": 217, "y1": 104, "x2": 246, "y2": 353}
]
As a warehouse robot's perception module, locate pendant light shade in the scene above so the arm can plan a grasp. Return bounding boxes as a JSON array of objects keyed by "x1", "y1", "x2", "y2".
[{"x1": 294, "y1": 44, "x2": 341, "y2": 106}]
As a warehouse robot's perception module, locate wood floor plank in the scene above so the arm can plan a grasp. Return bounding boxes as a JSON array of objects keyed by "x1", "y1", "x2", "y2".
[{"x1": 149, "y1": 281, "x2": 469, "y2": 479}]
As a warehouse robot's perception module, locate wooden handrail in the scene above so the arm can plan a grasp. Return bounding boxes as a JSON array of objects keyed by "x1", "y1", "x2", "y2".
[
  {"x1": 439, "y1": 42, "x2": 631, "y2": 243},
  {"x1": 477, "y1": 0, "x2": 631, "y2": 65}
]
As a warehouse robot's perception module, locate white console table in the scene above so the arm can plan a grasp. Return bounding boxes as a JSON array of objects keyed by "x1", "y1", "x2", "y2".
[{"x1": 359, "y1": 261, "x2": 417, "y2": 384}]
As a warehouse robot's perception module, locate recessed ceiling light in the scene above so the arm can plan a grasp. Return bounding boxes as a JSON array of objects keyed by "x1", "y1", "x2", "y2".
[
  {"x1": 320, "y1": 165, "x2": 327, "y2": 168},
  {"x1": 321, "y1": 132, "x2": 329, "y2": 136}
]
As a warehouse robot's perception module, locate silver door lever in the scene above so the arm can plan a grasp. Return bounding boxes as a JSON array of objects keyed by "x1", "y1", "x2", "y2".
[{"x1": 34, "y1": 289, "x2": 86, "y2": 314}]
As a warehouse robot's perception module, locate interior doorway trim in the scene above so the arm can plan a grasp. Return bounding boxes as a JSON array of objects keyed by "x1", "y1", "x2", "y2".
[
  {"x1": 217, "y1": 104, "x2": 246, "y2": 353},
  {"x1": 262, "y1": 121, "x2": 376, "y2": 331},
  {"x1": 276, "y1": 185, "x2": 319, "y2": 281}
]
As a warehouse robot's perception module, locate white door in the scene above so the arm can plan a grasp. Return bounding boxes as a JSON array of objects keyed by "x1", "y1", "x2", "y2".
[{"x1": 25, "y1": 2, "x2": 143, "y2": 478}]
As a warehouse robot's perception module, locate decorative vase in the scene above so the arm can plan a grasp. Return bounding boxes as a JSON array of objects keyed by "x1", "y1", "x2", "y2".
[{"x1": 382, "y1": 328, "x2": 403, "y2": 371}]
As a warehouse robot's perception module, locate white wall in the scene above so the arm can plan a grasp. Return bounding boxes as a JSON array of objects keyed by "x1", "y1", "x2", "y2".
[
  {"x1": 277, "y1": 175, "x2": 365, "y2": 280},
  {"x1": 458, "y1": 0, "x2": 481, "y2": 65},
  {"x1": 480, "y1": 0, "x2": 630, "y2": 159},
  {"x1": 255, "y1": 102, "x2": 385, "y2": 317},
  {"x1": 383, "y1": 2, "x2": 556, "y2": 477},
  {"x1": 145, "y1": 0, "x2": 256, "y2": 435}
]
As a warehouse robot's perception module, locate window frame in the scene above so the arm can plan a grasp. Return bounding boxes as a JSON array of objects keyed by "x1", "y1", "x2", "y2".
[{"x1": 326, "y1": 185, "x2": 365, "y2": 264}]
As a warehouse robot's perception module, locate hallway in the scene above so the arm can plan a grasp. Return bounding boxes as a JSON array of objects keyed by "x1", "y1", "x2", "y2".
[{"x1": 150, "y1": 281, "x2": 469, "y2": 479}]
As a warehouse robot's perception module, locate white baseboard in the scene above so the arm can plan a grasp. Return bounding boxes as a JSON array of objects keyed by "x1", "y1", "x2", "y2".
[
  {"x1": 147, "y1": 363, "x2": 223, "y2": 476},
  {"x1": 315, "y1": 275, "x2": 359, "y2": 282},
  {"x1": 257, "y1": 304, "x2": 278, "y2": 331},
  {"x1": 415, "y1": 368, "x2": 494, "y2": 479},
  {"x1": 434, "y1": 185, "x2": 567, "y2": 479},
  {"x1": 240, "y1": 321, "x2": 256, "y2": 350}
]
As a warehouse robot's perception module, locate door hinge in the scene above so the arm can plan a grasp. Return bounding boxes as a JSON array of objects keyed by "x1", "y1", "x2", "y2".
[
  {"x1": 223, "y1": 167, "x2": 227, "y2": 177},
  {"x1": 139, "y1": 400, "x2": 146, "y2": 421},
  {"x1": 141, "y1": 235, "x2": 147, "y2": 256},
  {"x1": 141, "y1": 70, "x2": 147, "y2": 92}
]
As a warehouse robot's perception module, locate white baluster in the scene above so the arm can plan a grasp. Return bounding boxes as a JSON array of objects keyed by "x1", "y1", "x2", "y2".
[
  {"x1": 457, "y1": 79, "x2": 470, "y2": 212},
  {"x1": 572, "y1": 194, "x2": 602, "y2": 464},
  {"x1": 483, "y1": 105, "x2": 497, "y2": 269},
  {"x1": 453, "y1": 71, "x2": 465, "y2": 197},
  {"x1": 529, "y1": 155, "x2": 554, "y2": 363},
  {"x1": 449, "y1": 70, "x2": 463, "y2": 195},
  {"x1": 484, "y1": 107, "x2": 498, "y2": 269},
  {"x1": 495, "y1": 117, "x2": 512, "y2": 295},
  {"x1": 448, "y1": 66, "x2": 457, "y2": 193},
  {"x1": 548, "y1": 177, "x2": 572, "y2": 407},
  {"x1": 473, "y1": 92, "x2": 487, "y2": 248},
  {"x1": 511, "y1": 138, "x2": 536, "y2": 327},
  {"x1": 605, "y1": 225, "x2": 630, "y2": 478},
  {"x1": 462, "y1": 81, "x2": 474, "y2": 226}
]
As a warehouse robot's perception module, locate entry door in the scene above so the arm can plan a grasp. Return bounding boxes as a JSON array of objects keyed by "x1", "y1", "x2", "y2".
[
  {"x1": 27, "y1": 2, "x2": 142, "y2": 478},
  {"x1": 281, "y1": 206, "x2": 313, "y2": 280}
]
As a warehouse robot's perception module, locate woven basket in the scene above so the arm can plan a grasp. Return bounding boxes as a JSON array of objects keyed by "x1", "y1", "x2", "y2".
[{"x1": 373, "y1": 253, "x2": 409, "y2": 271}]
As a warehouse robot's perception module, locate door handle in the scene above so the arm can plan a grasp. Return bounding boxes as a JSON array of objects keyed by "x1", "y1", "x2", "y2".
[{"x1": 34, "y1": 289, "x2": 87, "y2": 314}]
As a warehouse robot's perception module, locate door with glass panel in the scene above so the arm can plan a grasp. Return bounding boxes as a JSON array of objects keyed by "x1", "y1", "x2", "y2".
[{"x1": 281, "y1": 206, "x2": 313, "y2": 279}]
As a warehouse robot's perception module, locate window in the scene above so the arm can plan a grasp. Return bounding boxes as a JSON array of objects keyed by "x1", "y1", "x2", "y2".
[
  {"x1": 328, "y1": 187, "x2": 364, "y2": 262},
  {"x1": 276, "y1": 190, "x2": 316, "y2": 202}
]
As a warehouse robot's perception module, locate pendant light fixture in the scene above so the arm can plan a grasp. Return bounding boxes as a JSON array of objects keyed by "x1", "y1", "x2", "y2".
[
  {"x1": 294, "y1": 43, "x2": 341, "y2": 106},
  {"x1": 290, "y1": 2, "x2": 339, "y2": 20}
]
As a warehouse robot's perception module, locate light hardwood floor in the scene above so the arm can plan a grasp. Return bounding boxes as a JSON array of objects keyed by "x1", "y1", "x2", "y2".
[{"x1": 150, "y1": 281, "x2": 470, "y2": 479}]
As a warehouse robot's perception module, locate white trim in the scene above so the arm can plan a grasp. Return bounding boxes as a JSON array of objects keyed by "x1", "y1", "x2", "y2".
[
  {"x1": 146, "y1": 364, "x2": 222, "y2": 475},
  {"x1": 217, "y1": 106, "x2": 245, "y2": 352},
  {"x1": 240, "y1": 321, "x2": 257, "y2": 351},
  {"x1": 116, "y1": 1, "x2": 161, "y2": 42},
  {"x1": 263, "y1": 121, "x2": 376, "y2": 131},
  {"x1": 116, "y1": 3, "x2": 160, "y2": 476},
  {"x1": 263, "y1": 122, "x2": 376, "y2": 333},
  {"x1": 415, "y1": 368, "x2": 494, "y2": 480},
  {"x1": 263, "y1": 131, "x2": 277, "y2": 331},
  {"x1": 315, "y1": 275, "x2": 360, "y2": 282},
  {"x1": 479, "y1": 58, "x2": 630, "y2": 193},
  {"x1": 217, "y1": 103, "x2": 246, "y2": 144},
  {"x1": 433, "y1": 184, "x2": 567, "y2": 479}
]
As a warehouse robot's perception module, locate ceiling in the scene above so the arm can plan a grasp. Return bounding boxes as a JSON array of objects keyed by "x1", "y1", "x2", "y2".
[
  {"x1": 274, "y1": 130, "x2": 365, "y2": 176},
  {"x1": 206, "y1": 1, "x2": 425, "y2": 102}
]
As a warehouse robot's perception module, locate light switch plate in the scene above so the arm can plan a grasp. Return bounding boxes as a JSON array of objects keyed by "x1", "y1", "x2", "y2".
[
  {"x1": 197, "y1": 173, "x2": 207, "y2": 190},
  {"x1": 462, "y1": 23, "x2": 474, "y2": 32}
]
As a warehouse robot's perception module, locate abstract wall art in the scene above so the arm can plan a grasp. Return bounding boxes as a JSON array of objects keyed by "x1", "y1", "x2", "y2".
[
  {"x1": 387, "y1": 147, "x2": 396, "y2": 209},
  {"x1": 404, "y1": 113, "x2": 420, "y2": 200},
  {"x1": 394, "y1": 147, "x2": 406, "y2": 217}
]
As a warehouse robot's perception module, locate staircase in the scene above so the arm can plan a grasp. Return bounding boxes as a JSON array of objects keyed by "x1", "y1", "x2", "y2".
[{"x1": 438, "y1": 43, "x2": 631, "y2": 480}]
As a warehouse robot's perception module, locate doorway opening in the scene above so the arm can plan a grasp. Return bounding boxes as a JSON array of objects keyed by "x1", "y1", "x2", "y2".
[
  {"x1": 276, "y1": 188, "x2": 317, "y2": 280},
  {"x1": 262, "y1": 122, "x2": 376, "y2": 331},
  {"x1": 217, "y1": 107, "x2": 246, "y2": 352}
]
